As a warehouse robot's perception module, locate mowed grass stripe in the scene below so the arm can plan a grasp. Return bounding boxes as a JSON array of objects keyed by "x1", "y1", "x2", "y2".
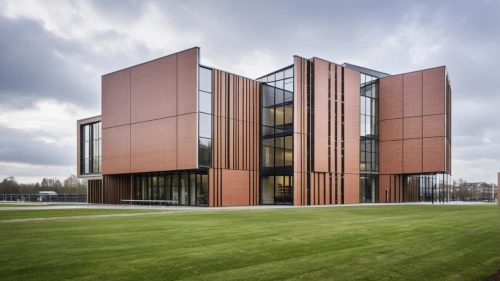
[
  {"x1": 0, "y1": 208, "x2": 165, "y2": 220},
  {"x1": 0, "y1": 205, "x2": 499, "y2": 281}
]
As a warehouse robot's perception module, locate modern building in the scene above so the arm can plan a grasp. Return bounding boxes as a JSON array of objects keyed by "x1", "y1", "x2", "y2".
[{"x1": 77, "y1": 47, "x2": 452, "y2": 206}]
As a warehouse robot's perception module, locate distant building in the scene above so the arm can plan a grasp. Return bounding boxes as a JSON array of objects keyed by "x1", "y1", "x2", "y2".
[{"x1": 77, "y1": 47, "x2": 452, "y2": 206}]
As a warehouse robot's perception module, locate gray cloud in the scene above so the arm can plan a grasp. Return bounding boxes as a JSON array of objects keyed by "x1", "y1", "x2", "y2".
[{"x1": 0, "y1": 125, "x2": 74, "y2": 166}]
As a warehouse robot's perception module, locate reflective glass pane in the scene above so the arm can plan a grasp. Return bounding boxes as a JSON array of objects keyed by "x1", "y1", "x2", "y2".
[
  {"x1": 361, "y1": 97, "x2": 366, "y2": 114},
  {"x1": 262, "y1": 146, "x2": 274, "y2": 167},
  {"x1": 275, "y1": 106, "x2": 284, "y2": 126},
  {"x1": 284, "y1": 149, "x2": 292, "y2": 166},
  {"x1": 199, "y1": 67, "x2": 212, "y2": 93},
  {"x1": 262, "y1": 107, "x2": 275, "y2": 126},
  {"x1": 84, "y1": 125, "x2": 90, "y2": 141},
  {"x1": 284, "y1": 78, "x2": 293, "y2": 92},
  {"x1": 199, "y1": 138, "x2": 212, "y2": 167},
  {"x1": 275, "y1": 147, "x2": 284, "y2": 166},
  {"x1": 262, "y1": 138, "x2": 274, "y2": 147},
  {"x1": 284, "y1": 67, "x2": 293, "y2": 78},
  {"x1": 180, "y1": 173, "x2": 188, "y2": 205},
  {"x1": 263, "y1": 85, "x2": 274, "y2": 107},
  {"x1": 284, "y1": 90, "x2": 293, "y2": 103},
  {"x1": 275, "y1": 80, "x2": 283, "y2": 89},
  {"x1": 285, "y1": 136, "x2": 292, "y2": 149},
  {"x1": 275, "y1": 88, "x2": 284, "y2": 105},
  {"x1": 284, "y1": 104, "x2": 293, "y2": 125},
  {"x1": 267, "y1": 74, "x2": 275, "y2": 82},
  {"x1": 199, "y1": 91, "x2": 212, "y2": 114},
  {"x1": 262, "y1": 125, "x2": 274, "y2": 136},
  {"x1": 199, "y1": 113, "x2": 212, "y2": 138},
  {"x1": 276, "y1": 71, "x2": 284, "y2": 80},
  {"x1": 261, "y1": 176, "x2": 275, "y2": 204},
  {"x1": 198, "y1": 174, "x2": 208, "y2": 206}
]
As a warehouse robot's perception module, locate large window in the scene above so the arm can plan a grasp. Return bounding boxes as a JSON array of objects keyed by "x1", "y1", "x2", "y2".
[
  {"x1": 259, "y1": 66, "x2": 294, "y2": 205},
  {"x1": 360, "y1": 74, "x2": 379, "y2": 173},
  {"x1": 199, "y1": 66, "x2": 212, "y2": 167},
  {"x1": 134, "y1": 170, "x2": 208, "y2": 206},
  {"x1": 81, "y1": 122, "x2": 101, "y2": 174}
]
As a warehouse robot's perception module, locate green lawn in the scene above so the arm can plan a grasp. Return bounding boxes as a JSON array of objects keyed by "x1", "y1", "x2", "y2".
[
  {"x1": 0, "y1": 208, "x2": 163, "y2": 220},
  {"x1": 0, "y1": 205, "x2": 499, "y2": 281}
]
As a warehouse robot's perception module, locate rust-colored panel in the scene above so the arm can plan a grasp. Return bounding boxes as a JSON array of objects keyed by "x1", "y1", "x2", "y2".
[
  {"x1": 238, "y1": 120, "x2": 244, "y2": 169},
  {"x1": 423, "y1": 114, "x2": 445, "y2": 138},
  {"x1": 102, "y1": 69, "x2": 131, "y2": 129},
  {"x1": 344, "y1": 67, "x2": 360, "y2": 175},
  {"x1": 131, "y1": 55, "x2": 177, "y2": 123},
  {"x1": 403, "y1": 117, "x2": 422, "y2": 139},
  {"x1": 379, "y1": 119, "x2": 403, "y2": 141},
  {"x1": 423, "y1": 137, "x2": 445, "y2": 173},
  {"x1": 313, "y1": 58, "x2": 329, "y2": 172},
  {"x1": 177, "y1": 113, "x2": 198, "y2": 170},
  {"x1": 208, "y1": 169, "x2": 214, "y2": 207},
  {"x1": 403, "y1": 139, "x2": 423, "y2": 174},
  {"x1": 379, "y1": 140, "x2": 403, "y2": 174},
  {"x1": 403, "y1": 71, "x2": 423, "y2": 117},
  {"x1": 423, "y1": 67, "x2": 445, "y2": 116},
  {"x1": 130, "y1": 117, "x2": 177, "y2": 173},
  {"x1": 102, "y1": 125, "x2": 130, "y2": 174},
  {"x1": 336, "y1": 65, "x2": 343, "y2": 175},
  {"x1": 221, "y1": 169, "x2": 250, "y2": 206},
  {"x1": 329, "y1": 64, "x2": 337, "y2": 173},
  {"x1": 344, "y1": 173, "x2": 360, "y2": 204},
  {"x1": 177, "y1": 48, "x2": 198, "y2": 115},
  {"x1": 379, "y1": 74, "x2": 403, "y2": 121}
]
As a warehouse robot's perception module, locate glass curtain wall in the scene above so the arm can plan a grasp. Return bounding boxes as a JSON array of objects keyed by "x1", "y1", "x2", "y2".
[
  {"x1": 199, "y1": 66, "x2": 213, "y2": 167},
  {"x1": 404, "y1": 173, "x2": 451, "y2": 203},
  {"x1": 359, "y1": 74, "x2": 379, "y2": 202},
  {"x1": 81, "y1": 121, "x2": 101, "y2": 174},
  {"x1": 134, "y1": 170, "x2": 209, "y2": 206},
  {"x1": 259, "y1": 66, "x2": 294, "y2": 205}
]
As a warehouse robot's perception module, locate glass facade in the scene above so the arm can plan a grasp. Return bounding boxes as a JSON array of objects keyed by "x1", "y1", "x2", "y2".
[
  {"x1": 259, "y1": 66, "x2": 294, "y2": 205},
  {"x1": 404, "y1": 173, "x2": 451, "y2": 203},
  {"x1": 199, "y1": 66, "x2": 213, "y2": 167},
  {"x1": 134, "y1": 170, "x2": 208, "y2": 206},
  {"x1": 81, "y1": 121, "x2": 101, "y2": 174},
  {"x1": 359, "y1": 74, "x2": 379, "y2": 202}
]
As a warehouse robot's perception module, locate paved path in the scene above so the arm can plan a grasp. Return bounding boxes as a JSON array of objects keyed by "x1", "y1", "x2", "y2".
[{"x1": 0, "y1": 201, "x2": 495, "y2": 212}]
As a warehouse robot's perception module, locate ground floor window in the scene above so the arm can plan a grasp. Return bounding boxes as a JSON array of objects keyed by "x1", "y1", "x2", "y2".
[
  {"x1": 260, "y1": 173, "x2": 293, "y2": 205},
  {"x1": 360, "y1": 174, "x2": 378, "y2": 203},
  {"x1": 134, "y1": 170, "x2": 208, "y2": 206}
]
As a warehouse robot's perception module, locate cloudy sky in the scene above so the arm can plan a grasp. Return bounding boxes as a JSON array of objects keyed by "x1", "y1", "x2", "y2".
[{"x1": 0, "y1": 0, "x2": 498, "y2": 184}]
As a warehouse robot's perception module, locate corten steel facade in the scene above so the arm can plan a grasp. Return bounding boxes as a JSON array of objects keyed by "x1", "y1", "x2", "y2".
[{"x1": 77, "y1": 47, "x2": 452, "y2": 206}]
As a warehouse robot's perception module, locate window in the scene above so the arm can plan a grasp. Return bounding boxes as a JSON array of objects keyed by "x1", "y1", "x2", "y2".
[
  {"x1": 134, "y1": 170, "x2": 209, "y2": 206},
  {"x1": 81, "y1": 121, "x2": 101, "y2": 174},
  {"x1": 260, "y1": 66, "x2": 294, "y2": 205},
  {"x1": 198, "y1": 66, "x2": 213, "y2": 167}
]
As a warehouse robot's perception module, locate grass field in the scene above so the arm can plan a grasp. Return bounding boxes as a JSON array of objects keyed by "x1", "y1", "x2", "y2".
[
  {"x1": 0, "y1": 208, "x2": 163, "y2": 220},
  {"x1": 0, "y1": 205, "x2": 499, "y2": 281}
]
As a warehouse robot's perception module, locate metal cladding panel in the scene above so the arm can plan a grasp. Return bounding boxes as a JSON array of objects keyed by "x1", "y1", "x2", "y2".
[
  {"x1": 379, "y1": 140, "x2": 403, "y2": 174},
  {"x1": 221, "y1": 169, "x2": 250, "y2": 206},
  {"x1": 177, "y1": 113, "x2": 198, "y2": 170},
  {"x1": 423, "y1": 137, "x2": 445, "y2": 173},
  {"x1": 131, "y1": 55, "x2": 177, "y2": 123},
  {"x1": 130, "y1": 117, "x2": 177, "y2": 173},
  {"x1": 403, "y1": 139, "x2": 423, "y2": 174},
  {"x1": 343, "y1": 67, "x2": 360, "y2": 174},
  {"x1": 379, "y1": 74, "x2": 403, "y2": 121},
  {"x1": 380, "y1": 118, "x2": 403, "y2": 141},
  {"x1": 423, "y1": 67, "x2": 445, "y2": 116},
  {"x1": 344, "y1": 173, "x2": 360, "y2": 204},
  {"x1": 102, "y1": 69, "x2": 131, "y2": 129},
  {"x1": 403, "y1": 71, "x2": 423, "y2": 118},
  {"x1": 313, "y1": 58, "x2": 329, "y2": 172},
  {"x1": 177, "y1": 48, "x2": 198, "y2": 115},
  {"x1": 336, "y1": 66, "x2": 343, "y2": 175},
  {"x1": 403, "y1": 117, "x2": 423, "y2": 139},
  {"x1": 102, "y1": 125, "x2": 131, "y2": 174},
  {"x1": 423, "y1": 114, "x2": 445, "y2": 138}
]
